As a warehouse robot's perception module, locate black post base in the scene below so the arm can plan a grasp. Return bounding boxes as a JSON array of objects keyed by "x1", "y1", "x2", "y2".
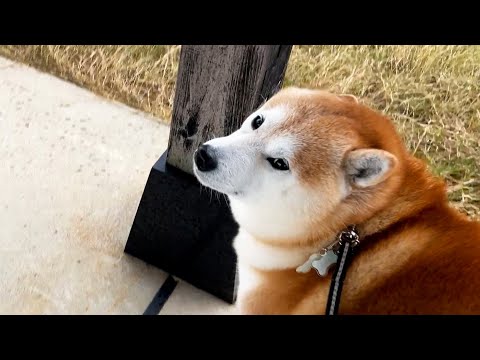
[{"x1": 124, "y1": 151, "x2": 239, "y2": 304}]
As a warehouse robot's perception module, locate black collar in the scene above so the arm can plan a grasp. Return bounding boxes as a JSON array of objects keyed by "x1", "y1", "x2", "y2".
[{"x1": 325, "y1": 225, "x2": 360, "y2": 315}]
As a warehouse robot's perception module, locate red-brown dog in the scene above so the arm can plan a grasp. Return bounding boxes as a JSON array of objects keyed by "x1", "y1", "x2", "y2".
[{"x1": 193, "y1": 87, "x2": 480, "y2": 314}]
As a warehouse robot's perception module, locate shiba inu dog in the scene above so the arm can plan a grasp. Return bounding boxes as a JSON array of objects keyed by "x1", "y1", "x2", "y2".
[{"x1": 193, "y1": 87, "x2": 480, "y2": 314}]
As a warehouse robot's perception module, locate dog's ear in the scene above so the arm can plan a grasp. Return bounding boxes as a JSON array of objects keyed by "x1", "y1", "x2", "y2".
[
  {"x1": 338, "y1": 94, "x2": 359, "y2": 104},
  {"x1": 344, "y1": 149, "x2": 398, "y2": 188}
]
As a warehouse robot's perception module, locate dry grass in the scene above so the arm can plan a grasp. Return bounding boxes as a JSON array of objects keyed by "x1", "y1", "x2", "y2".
[
  {"x1": 0, "y1": 45, "x2": 478, "y2": 219},
  {"x1": 0, "y1": 45, "x2": 180, "y2": 120}
]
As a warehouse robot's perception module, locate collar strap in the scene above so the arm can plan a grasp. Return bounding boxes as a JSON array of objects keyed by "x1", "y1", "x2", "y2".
[
  {"x1": 295, "y1": 225, "x2": 361, "y2": 315},
  {"x1": 325, "y1": 225, "x2": 360, "y2": 315}
]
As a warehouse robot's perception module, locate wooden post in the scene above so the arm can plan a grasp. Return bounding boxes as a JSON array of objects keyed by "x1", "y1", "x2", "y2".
[
  {"x1": 167, "y1": 45, "x2": 293, "y2": 173},
  {"x1": 125, "y1": 45, "x2": 292, "y2": 304}
]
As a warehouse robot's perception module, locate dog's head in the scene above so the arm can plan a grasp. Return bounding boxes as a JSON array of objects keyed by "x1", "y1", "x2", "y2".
[{"x1": 193, "y1": 87, "x2": 406, "y2": 245}]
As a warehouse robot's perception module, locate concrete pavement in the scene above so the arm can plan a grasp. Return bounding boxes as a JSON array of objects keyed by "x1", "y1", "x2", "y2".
[{"x1": 0, "y1": 56, "x2": 236, "y2": 314}]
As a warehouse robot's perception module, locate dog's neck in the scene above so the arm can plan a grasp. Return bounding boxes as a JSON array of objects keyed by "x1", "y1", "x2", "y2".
[
  {"x1": 356, "y1": 157, "x2": 447, "y2": 239},
  {"x1": 234, "y1": 156, "x2": 447, "y2": 272},
  {"x1": 233, "y1": 228, "x2": 330, "y2": 271}
]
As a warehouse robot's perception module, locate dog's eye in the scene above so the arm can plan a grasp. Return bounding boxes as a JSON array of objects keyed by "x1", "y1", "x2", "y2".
[
  {"x1": 251, "y1": 114, "x2": 264, "y2": 130},
  {"x1": 267, "y1": 158, "x2": 289, "y2": 171}
]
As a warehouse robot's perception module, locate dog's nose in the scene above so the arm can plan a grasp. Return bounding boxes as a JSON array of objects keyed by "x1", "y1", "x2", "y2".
[{"x1": 194, "y1": 144, "x2": 217, "y2": 172}]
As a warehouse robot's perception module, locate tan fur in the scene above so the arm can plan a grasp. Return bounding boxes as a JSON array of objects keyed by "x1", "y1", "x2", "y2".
[{"x1": 240, "y1": 87, "x2": 480, "y2": 315}]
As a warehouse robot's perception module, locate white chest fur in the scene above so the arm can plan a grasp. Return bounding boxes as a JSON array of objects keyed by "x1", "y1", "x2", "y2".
[
  {"x1": 233, "y1": 228, "x2": 316, "y2": 271},
  {"x1": 233, "y1": 228, "x2": 319, "y2": 301}
]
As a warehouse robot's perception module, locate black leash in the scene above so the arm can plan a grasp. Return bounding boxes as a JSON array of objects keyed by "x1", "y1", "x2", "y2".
[
  {"x1": 143, "y1": 275, "x2": 178, "y2": 315},
  {"x1": 325, "y1": 226, "x2": 360, "y2": 315},
  {"x1": 141, "y1": 208, "x2": 226, "y2": 315}
]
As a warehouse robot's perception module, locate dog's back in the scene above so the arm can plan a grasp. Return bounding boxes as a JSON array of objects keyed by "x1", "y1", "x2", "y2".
[{"x1": 343, "y1": 203, "x2": 480, "y2": 314}]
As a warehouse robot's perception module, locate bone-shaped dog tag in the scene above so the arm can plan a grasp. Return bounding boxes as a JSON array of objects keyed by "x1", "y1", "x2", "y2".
[
  {"x1": 296, "y1": 253, "x2": 324, "y2": 274},
  {"x1": 311, "y1": 250, "x2": 338, "y2": 277}
]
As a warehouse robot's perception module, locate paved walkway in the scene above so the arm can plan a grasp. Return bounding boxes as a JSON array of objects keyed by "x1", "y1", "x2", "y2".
[{"x1": 0, "y1": 57, "x2": 236, "y2": 314}]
